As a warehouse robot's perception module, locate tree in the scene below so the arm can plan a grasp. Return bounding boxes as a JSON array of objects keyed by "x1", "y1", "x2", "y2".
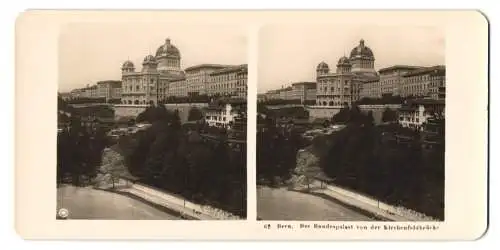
[
  {"x1": 187, "y1": 107, "x2": 204, "y2": 121},
  {"x1": 332, "y1": 106, "x2": 350, "y2": 124},
  {"x1": 382, "y1": 107, "x2": 398, "y2": 123}
]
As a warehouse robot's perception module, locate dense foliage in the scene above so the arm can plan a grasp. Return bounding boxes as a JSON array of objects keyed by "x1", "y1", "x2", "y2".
[
  {"x1": 187, "y1": 107, "x2": 204, "y2": 121},
  {"x1": 320, "y1": 107, "x2": 445, "y2": 219},
  {"x1": 57, "y1": 98, "x2": 111, "y2": 185},
  {"x1": 120, "y1": 106, "x2": 247, "y2": 217},
  {"x1": 257, "y1": 101, "x2": 444, "y2": 219},
  {"x1": 256, "y1": 105, "x2": 308, "y2": 186},
  {"x1": 381, "y1": 107, "x2": 399, "y2": 123},
  {"x1": 331, "y1": 104, "x2": 374, "y2": 126}
]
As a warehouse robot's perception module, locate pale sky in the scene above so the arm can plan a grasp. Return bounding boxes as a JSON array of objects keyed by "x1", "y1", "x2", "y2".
[
  {"x1": 59, "y1": 23, "x2": 247, "y2": 92},
  {"x1": 258, "y1": 25, "x2": 445, "y2": 93}
]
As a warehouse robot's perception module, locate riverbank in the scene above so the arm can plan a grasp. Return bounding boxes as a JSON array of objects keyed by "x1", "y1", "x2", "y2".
[
  {"x1": 56, "y1": 185, "x2": 181, "y2": 220},
  {"x1": 258, "y1": 183, "x2": 437, "y2": 222},
  {"x1": 257, "y1": 186, "x2": 372, "y2": 221},
  {"x1": 288, "y1": 189, "x2": 390, "y2": 221},
  {"x1": 101, "y1": 188, "x2": 198, "y2": 220},
  {"x1": 95, "y1": 178, "x2": 242, "y2": 220},
  {"x1": 288, "y1": 179, "x2": 438, "y2": 221}
]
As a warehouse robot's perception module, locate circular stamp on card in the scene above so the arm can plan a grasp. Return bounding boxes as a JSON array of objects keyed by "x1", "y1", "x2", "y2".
[{"x1": 57, "y1": 208, "x2": 69, "y2": 219}]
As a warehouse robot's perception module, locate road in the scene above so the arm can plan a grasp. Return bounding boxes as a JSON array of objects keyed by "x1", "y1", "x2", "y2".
[
  {"x1": 257, "y1": 187, "x2": 372, "y2": 221},
  {"x1": 56, "y1": 185, "x2": 181, "y2": 220}
]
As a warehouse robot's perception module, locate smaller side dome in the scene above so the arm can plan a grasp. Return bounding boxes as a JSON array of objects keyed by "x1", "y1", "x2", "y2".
[
  {"x1": 143, "y1": 55, "x2": 157, "y2": 64},
  {"x1": 337, "y1": 56, "x2": 351, "y2": 65},
  {"x1": 122, "y1": 60, "x2": 135, "y2": 69},
  {"x1": 316, "y1": 61, "x2": 329, "y2": 70}
]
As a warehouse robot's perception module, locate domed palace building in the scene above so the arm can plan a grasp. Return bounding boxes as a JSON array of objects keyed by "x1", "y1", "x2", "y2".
[
  {"x1": 120, "y1": 38, "x2": 247, "y2": 106},
  {"x1": 120, "y1": 38, "x2": 185, "y2": 105},
  {"x1": 315, "y1": 39, "x2": 379, "y2": 108}
]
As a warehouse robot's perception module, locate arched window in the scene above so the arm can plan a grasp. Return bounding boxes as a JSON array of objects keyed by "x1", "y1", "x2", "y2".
[
  {"x1": 128, "y1": 100, "x2": 132, "y2": 104},
  {"x1": 323, "y1": 101, "x2": 327, "y2": 106},
  {"x1": 134, "y1": 100, "x2": 139, "y2": 105},
  {"x1": 329, "y1": 101, "x2": 334, "y2": 106}
]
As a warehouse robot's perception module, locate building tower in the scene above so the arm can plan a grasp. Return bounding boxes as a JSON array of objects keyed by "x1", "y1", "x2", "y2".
[
  {"x1": 336, "y1": 56, "x2": 352, "y2": 73},
  {"x1": 121, "y1": 60, "x2": 135, "y2": 74},
  {"x1": 316, "y1": 61, "x2": 330, "y2": 78},
  {"x1": 141, "y1": 55, "x2": 159, "y2": 105}
]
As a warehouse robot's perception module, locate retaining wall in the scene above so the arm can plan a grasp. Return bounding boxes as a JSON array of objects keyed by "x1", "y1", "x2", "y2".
[
  {"x1": 130, "y1": 182, "x2": 241, "y2": 220},
  {"x1": 312, "y1": 179, "x2": 437, "y2": 221}
]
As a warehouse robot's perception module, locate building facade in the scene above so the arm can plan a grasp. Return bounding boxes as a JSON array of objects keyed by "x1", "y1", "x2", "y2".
[
  {"x1": 184, "y1": 64, "x2": 229, "y2": 96},
  {"x1": 305, "y1": 88, "x2": 317, "y2": 102},
  {"x1": 427, "y1": 66, "x2": 446, "y2": 100},
  {"x1": 398, "y1": 99, "x2": 445, "y2": 130},
  {"x1": 291, "y1": 82, "x2": 317, "y2": 103},
  {"x1": 120, "y1": 38, "x2": 248, "y2": 105},
  {"x1": 359, "y1": 78, "x2": 380, "y2": 99},
  {"x1": 204, "y1": 103, "x2": 239, "y2": 128},
  {"x1": 257, "y1": 94, "x2": 267, "y2": 103},
  {"x1": 315, "y1": 39, "x2": 380, "y2": 107},
  {"x1": 264, "y1": 89, "x2": 281, "y2": 100},
  {"x1": 378, "y1": 65, "x2": 422, "y2": 97},
  {"x1": 207, "y1": 64, "x2": 248, "y2": 99},
  {"x1": 400, "y1": 65, "x2": 446, "y2": 98},
  {"x1": 278, "y1": 87, "x2": 294, "y2": 100},
  {"x1": 97, "y1": 80, "x2": 122, "y2": 101}
]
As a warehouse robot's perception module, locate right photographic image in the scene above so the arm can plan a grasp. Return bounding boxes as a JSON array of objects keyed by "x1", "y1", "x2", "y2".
[{"x1": 257, "y1": 25, "x2": 445, "y2": 221}]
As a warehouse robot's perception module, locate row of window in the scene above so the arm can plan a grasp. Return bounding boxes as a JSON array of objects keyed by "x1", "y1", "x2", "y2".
[
  {"x1": 211, "y1": 73, "x2": 247, "y2": 82},
  {"x1": 123, "y1": 85, "x2": 157, "y2": 92},
  {"x1": 318, "y1": 79, "x2": 350, "y2": 84},
  {"x1": 352, "y1": 60, "x2": 373, "y2": 68},
  {"x1": 161, "y1": 60, "x2": 180, "y2": 67},
  {"x1": 121, "y1": 99, "x2": 154, "y2": 105},
  {"x1": 206, "y1": 116, "x2": 228, "y2": 122},
  {"x1": 399, "y1": 116, "x2": 421, "y2": 123},
  {"x1": 317, "y1": 86, "x2": 350, "y2": 93},
  {"x1": 316, "y1": 100, "x2": 348, "y2": 106}
]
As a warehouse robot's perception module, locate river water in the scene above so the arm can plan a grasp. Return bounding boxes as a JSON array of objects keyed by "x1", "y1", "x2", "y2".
[
  {"x1": 257, "y1": 187, "x2": 372, "y2": 221},
  {"x1": 56, "y1": 185, "x2": 180, "y2": 220}
]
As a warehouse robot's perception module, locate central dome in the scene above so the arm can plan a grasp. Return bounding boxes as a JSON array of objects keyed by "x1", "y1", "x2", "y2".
[
  {"x1": 155, "y1": 38, "x2": 180, "y2": 58},
  {"x1": 349, "y1": 39, "x2": 374, "y2": 58}
]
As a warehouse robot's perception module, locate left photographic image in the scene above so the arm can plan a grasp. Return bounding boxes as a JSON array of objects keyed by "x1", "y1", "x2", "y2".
[{"x1": 57, "y1": 23, "x2": 248, "y2": 220}]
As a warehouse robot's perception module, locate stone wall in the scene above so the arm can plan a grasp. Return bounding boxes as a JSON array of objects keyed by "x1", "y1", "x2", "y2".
[
  {"x1": 358, "y1": 104, "x2": 401, "y2": 125},
  {"x1": 113, "y1": 103, "x2": 209, "y2": 123},
  {"x1": 131, "y1": 183, "x2": 242, "y2": 220},
  {"x1": 306, "y1": 106, "x2": 342, "y2": 122},
  {"x1": 164, "y1": 103, "x2": 209, "y2": 124},
  {"x1": 113, "y1": 104, "x2": 148, "y2": 119},
  {"x1": 311, "y1": 179, "x2": 437, "y2": 221}
]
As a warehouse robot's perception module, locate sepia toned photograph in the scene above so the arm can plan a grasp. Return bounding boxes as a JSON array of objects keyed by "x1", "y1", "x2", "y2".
[
  {"x1": 257, "y1": 25, "x2": 445, "y2": 221},
  {"x1": 16, "y1": 10, "x2": 487, "y2": 240},
  {"x1": 56, "y1": 23, "x2": 247, "y2": 220}
]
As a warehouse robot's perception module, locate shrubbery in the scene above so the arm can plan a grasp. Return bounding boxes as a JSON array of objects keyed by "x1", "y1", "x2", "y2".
[{"x1": 120, "y1": 106, "x2": 247, "y2": 217}]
